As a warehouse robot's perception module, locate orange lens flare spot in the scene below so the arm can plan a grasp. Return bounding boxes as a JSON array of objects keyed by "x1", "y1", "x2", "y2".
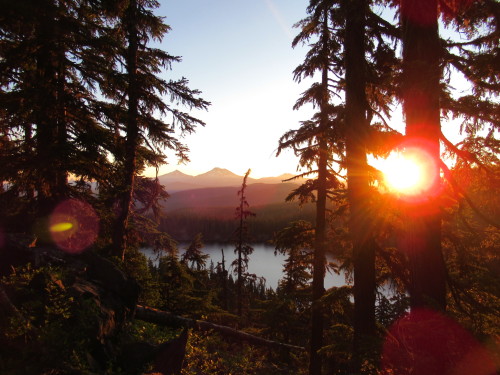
[
  {"x1": 382, "y1": 308, "x2": 497, "y2": 375},
  {"x1": 49, "y1": 199, "x2": 99, "y2": 254},
  {"x1": 50, "y1": 222, "x2": 74, "y2": 233}
]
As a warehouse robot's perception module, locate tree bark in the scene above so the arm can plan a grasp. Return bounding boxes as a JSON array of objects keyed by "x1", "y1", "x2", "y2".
[
  {"x1": 344, "y1": 0, "x2": 376, "y2": 371},
  {"x1": 35, "y1": 3, "x2": 59, "y2": 219},
  {"x1": 309, "y1": 9, "x2": 330, "y2": 375},
  {"x1": 401, "y1": 0, "x2": 446, "y2": 311},
  {"x1": 113, "y1": 0, "x2": 140, "y2": 261}
]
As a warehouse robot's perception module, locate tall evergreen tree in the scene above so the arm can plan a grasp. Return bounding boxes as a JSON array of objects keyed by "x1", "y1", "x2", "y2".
[
  {"x1": 233, "y1": 168, "x2": 255, "y2": 318},
  {"x1": 400, "y1": 0, "x2": 447, "y2": 311},
  {"x1": 101, "y1": 0, "x2": 210, "y2": 260},
  {"x1": 0, "y1": 0, "x2": 115, "y2": 230},
  {"x1": 279, "y1": 2, "x2": 345, "y2": 372},
  {"x1": 396, "y1": 0, "x2": 499, "y2": 312},
  {"x1": 439, "y1": 1, "x2": 499, "y2": 188},
  {"x1": 342, "y1": 0, "x2": 377, "y2": 369},
  {"x1": 283, "y1": 1, "x2": 401, "y2": 372}
]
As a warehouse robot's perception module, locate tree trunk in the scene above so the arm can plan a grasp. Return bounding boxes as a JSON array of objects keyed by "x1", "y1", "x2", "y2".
[
  {"x1": 310, "y1": 134, "x2": 327, "y2": 375},
  {"x1": 34, "y1": 3, "x2": 62, "y2": 233},
  {"x1": 113, "y1": 0, "x2": 140, "y2": 261},
  {"x1": 344, "y1": 0, "x2": 376, "y2": 370},
  {"x1": 401, "y1": 0, "x2": 446, "y2": 311},
  {"x1": 55, "y1": 9, "x2": 68, "y2": 199},
  {"x1": 309, "y1": 10, "x2": 329, "y2": 375},
  {"x1": 237, "y1": 207, "x2": 243, "y2": 317},
  {"x1": 221, "y1": 248, "x2": 228, "y2": 310}
]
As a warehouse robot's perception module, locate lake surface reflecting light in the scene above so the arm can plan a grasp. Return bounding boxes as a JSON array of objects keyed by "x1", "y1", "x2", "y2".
[{"x1": 141, "y1": 243, "x2": 349, "y2": 290}]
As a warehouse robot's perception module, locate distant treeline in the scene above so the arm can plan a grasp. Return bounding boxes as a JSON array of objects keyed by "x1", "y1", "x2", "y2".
[{"x1": 160, "y1": 202, "x2": 316, "y2": 242}]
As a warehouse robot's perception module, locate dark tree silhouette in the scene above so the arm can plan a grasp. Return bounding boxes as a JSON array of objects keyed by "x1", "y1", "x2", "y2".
[
  {"x1": 181, "y1": 233, "x2": 208, "y2": 271},
  {"x1": 0, "y1": 0, "x2": 115, "y2": 226},
  {"x1": 273, "y1": 220, "x2": 314, "y2": 295},
  {"x1": 400, "y1": 0, "x2": 447, "y2": 311},
  {"x1": 279, "y1": 2, "x2": 346, "y2": 372},
  {"x1": 103, "y1": 0, "x2": 210, "y2": 260},
  {"x1": 343, "y1": 0, "x2": 377, "y2": 369},
  {"x1": 233, "y1": 168, "x2": 255, "y2": 318}
]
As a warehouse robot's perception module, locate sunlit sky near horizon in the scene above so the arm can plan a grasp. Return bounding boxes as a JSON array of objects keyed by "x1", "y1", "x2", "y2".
[
  {"x1": 144, "y1": 0, "x2": 470, "y2": 179},
  {"x1": 142, "y1": 0, "x2": 318, "y2": 178}
]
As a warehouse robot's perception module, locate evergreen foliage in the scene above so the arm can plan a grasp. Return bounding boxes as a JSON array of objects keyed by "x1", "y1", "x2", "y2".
[
  {"x1": 0, "y1": 0, "x2": 498, "y2": 374},
  {"x1": 233, "y1": 169, "x2": 256, "y2": 318}
]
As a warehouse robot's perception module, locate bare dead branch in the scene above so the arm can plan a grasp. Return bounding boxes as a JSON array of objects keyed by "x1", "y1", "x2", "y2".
[{"x1": 135, "y1": 305, "x2": 306, "y2": 352}]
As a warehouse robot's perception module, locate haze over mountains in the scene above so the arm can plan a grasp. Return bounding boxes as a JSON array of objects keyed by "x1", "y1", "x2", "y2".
[
  {"x1": 158, "y1": 167, "x2": 299, "y2": 192},
  {"x1": 156, "y1": 168, "x2": 313, "y2": 242},
  {"x1": 158, "y1": 167, "x2": 305, "y2": 215}
]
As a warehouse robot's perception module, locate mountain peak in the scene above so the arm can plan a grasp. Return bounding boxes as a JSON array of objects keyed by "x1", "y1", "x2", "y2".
[
  {"x1": 200, "y1": 167, "x2": 239, "y2": 177},
  {"x1": 158, "y1": 167, "x2": 303, "y2": 191},
  {"x1": 164, "y1": 169, "x2": 191, "y2": 178}
]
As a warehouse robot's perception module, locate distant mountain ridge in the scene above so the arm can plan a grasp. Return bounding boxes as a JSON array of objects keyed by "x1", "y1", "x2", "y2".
[
  {"x1": 156, "y1": 169, "x2": 312, "y2": 242},
  {"x1": 162, "y1": 182, "x2": 300, "y2": 213},
  {"x1": 158, "y1": 167, "x2": 301, "y2": 191}
]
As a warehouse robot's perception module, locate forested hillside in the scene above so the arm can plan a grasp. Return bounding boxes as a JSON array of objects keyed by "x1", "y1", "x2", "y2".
[{"x1": 0, "y1": 0, "x2": 498, "y2": 375}]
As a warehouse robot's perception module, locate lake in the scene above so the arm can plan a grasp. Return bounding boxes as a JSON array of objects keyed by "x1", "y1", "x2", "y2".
[{"x1": 141, "y1": 243, "x2": 349, "y2": 290}]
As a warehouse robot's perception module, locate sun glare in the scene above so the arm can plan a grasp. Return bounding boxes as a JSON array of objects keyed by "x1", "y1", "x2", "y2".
[{"x1": 378, "y1": 148, "x2": 437, "y2": 196}]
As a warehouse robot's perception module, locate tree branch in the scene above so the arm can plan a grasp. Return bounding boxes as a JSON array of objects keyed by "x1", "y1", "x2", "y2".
[
  {"x1": 439, "y1": 160, "x2": 500, "y2": 229},
  {"x1": 135, "y1": 305, "x2": 306, "y2": 352},
  {"x1": 440, "y1": 131, "x2": 492, "y2": 174}
]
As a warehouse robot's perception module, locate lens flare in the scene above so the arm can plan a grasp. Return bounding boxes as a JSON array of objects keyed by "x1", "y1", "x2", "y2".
[
  {"x1": 50, "y1": 222, "x2": 74, "y2": 233},
  {"x1": 49, "y1": 199, "x2": 99, "y2": 254},
  {"x1": 383, "y1": 153, "x2": 423, "y2": 193},
  {"x1": 379, "y1": 145, "x2": 439, "y2": 200},
  {"x1": 381, "y1": 308, "x2": 496, "y2": 375}
]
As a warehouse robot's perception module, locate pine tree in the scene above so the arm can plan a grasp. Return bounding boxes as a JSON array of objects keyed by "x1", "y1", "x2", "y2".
[
  {"x1": 343, "y1": 0, "x2": 378, "y2": 369},
  {"x1": 439, "y1": 1, "x2": 499, "y2": 191},
  {"x1": 273, "y1": 220, "x2": 314, "y2": 295},
  {"x1": 279, "y1": 2, "x2": 346, "y2": 372},
  {"x1": 181, "y1": 233, "x2": 209, "y2": 271},
  {"x1": 0, "y1": 0, "x2": 115, "y2": 230},
  {"x1": 101, "y1": 0, "x2": 210, "y2": 260},
  {"x1": 399, "y1": 0, "x2": 447, "y2": 311},
  {"x1": 233, "y1": 168, "x2": 255, "y2": 318},
  {"x1": 282, "y1": 0, "x2": 401, "y2": 371}
]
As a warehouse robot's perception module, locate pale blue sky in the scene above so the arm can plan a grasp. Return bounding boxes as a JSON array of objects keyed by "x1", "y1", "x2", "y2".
[
  {"x1": 146, "y1": 1, "x2": 476, "y2": 179},
  {"x1": 146, "y1": 0, "x2": 314, "y2": 178}
]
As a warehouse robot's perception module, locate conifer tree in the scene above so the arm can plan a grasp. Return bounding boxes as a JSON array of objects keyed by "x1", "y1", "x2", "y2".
[
  {"x1": 0, "y1": 0, "x2": 115, "y2": 226},
  {"x1": 343, "y1": 0, "x2": 378, "y2": 368},
  {"x1": 101, "y1": 0, "x2": 210, "y2": 260},
  {"x1": 399, "y1": 0, "x2": 447, "y2": 311},
  {"x1": 439, "y1": 1, "x2": 499, "y2": 187},
  {"x1": 397, "y1": 0, "x2": 499, "y2": 312},
  {"x1": 273, "y1": 220, "x2": 314, "y2": 295},
  {"x1": 284, "y1": 1, "x2": 402, "y2": 372},
  {"x1": 233, "y1": 168, "x2": 255, "y2": 318},
  {"x1": 279, "y1": 1, "x2": 344, "y2": 370},
  {"x1": 181, "y1": 233, "x2": 208, "y2": 271}
]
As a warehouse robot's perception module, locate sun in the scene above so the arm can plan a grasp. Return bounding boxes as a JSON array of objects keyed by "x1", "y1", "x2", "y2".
[
  {"x1": 377, "y1": 148, "x2": 437, "y2": 196},
  {"x1": 384, "y1": 155, "x2": 422, "y2": 193}
]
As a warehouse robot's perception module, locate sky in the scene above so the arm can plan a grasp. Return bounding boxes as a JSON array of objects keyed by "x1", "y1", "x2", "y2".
[
  {"x1": 144, "y1": 0, "x2": 315, "y2": 178},
  {"x1": 144, "y1": 1, "x2": 475, "y2": 179}
]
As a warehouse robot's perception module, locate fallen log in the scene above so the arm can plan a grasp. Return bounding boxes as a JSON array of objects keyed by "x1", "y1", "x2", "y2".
[{"x1": 135, "y1": 305, "x2": 306, "y2": 352}]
